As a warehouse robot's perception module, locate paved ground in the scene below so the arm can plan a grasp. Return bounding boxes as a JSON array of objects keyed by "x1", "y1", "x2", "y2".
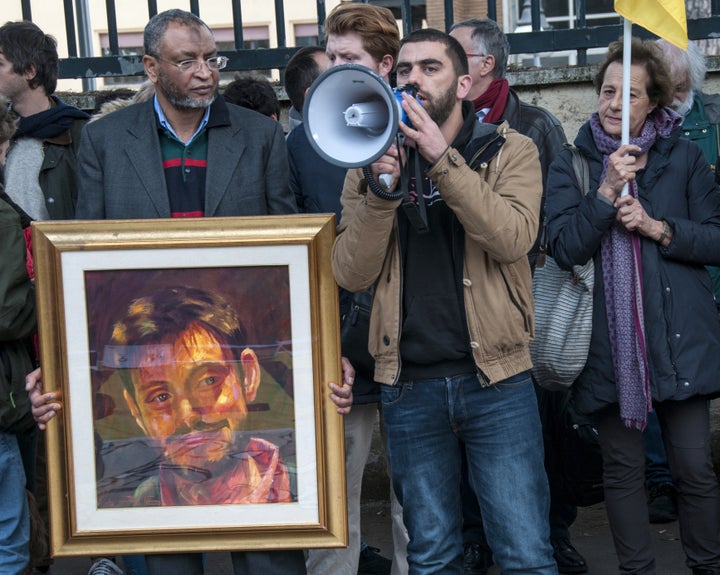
[
  {"x1": 361, "y1": 499, "x2": 689, "y2": 575},
  {"x1": 49, "y1": 402, "x2": 720, "y2": 575},
  {"x1": 48, "y1": 492, "x2": 690, "y2": 574}
]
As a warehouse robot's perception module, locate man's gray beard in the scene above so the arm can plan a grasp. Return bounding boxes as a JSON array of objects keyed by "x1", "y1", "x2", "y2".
[
  {"x1": 168, "y1": 92, "x2": 217, "y2": 110},
  {"x1": 673, "y1": 90, "x2": 694, "y2": 117}
]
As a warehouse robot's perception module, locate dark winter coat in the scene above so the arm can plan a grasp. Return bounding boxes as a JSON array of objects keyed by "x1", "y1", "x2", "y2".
[
  {"x1": 0, "y1": 195, "x2": 36, "y2": 433},
  {"x1": 500, "y1": 90, "x2": 567, "y2": 268},
  {"x1": 545, "y1": 120, "x2": 720, "y2": 415}
]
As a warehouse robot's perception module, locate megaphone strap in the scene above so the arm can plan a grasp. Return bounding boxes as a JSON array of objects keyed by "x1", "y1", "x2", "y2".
[
  {"x1": 361, "y1": 133, "x2": 429, "y2": 234},
  {"x1": 400, "y1": 147, "x2": 429, "y2": 234}
]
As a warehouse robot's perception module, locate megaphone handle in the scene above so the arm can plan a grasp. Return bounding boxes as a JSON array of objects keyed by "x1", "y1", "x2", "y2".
[
  {"x1": 379, "y1": 131, "x2": 407, "y2": 190},
  {"x1": 378, "y1": 173, "x2": 393, "y2": 188},
  {"x1": 363, "y1": 132, "x2": 407, "y2": 201},
  {"x1": 363, "y1": 165, "x2": 403, "y2": 201}
]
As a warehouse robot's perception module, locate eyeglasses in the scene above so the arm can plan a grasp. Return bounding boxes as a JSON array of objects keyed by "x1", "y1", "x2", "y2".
[
  {"x1": 465, "y1": 53, "x2": 486, "y2": 58},
  {"x1": 155, "y1": 55, "x2": 229, "y2": 73}
]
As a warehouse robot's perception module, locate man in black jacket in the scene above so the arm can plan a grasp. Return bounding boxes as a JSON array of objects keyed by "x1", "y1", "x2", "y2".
[
  {"x1": 450, "y1": 18, "x2": 586, "y2": 575},
  {"x1": 450, "y1": 18, "x2": 566, "y2": 269}
]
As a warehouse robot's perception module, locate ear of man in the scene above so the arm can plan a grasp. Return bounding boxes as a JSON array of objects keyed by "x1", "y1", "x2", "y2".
[
  {"x1": 378, "y1": 54, "x2": 395, "y2": 80},
  {"x1": 457, "y1": 73, "x2": 473, "y2": 100},
  {"x1": 240, "y1": 348, "x2": 261, "y2": 402},
  {"x1": 484, "y1": 54, "x2": 497, "y2": 78},
  {"x1": 22, "y1": 65, "x2": 38, "y2": 83},
  {"x1": 142, "y1": 55, "x2": 160, "y2": 84}
]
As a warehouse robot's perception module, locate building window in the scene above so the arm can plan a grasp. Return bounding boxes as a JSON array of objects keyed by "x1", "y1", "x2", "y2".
[
  {"x1": 294, "y1": 23, "x2": 319, "y2": 46},
  {"x1": 99, "y1": 31, "x2": 144, "y2": 85},
  {"x1": 216, "y1": 26, "x2": 271, "y2": 77},
  {"x1": 512, "y1": 0, "x2": 615, "y2": 66}
]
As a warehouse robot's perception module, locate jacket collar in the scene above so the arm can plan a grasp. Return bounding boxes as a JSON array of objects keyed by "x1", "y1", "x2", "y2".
[
  {"x1": 206, "y1": 95, "x2": 232, "y2": 128},
  {"x1": 463, "y1": 102, "x2": 507, "y2": 170}
]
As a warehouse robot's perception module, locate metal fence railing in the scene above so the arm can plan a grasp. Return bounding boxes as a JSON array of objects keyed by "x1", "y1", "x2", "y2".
[{"x1": 14, "y1": 0, "x2": 720, "y2": 81}]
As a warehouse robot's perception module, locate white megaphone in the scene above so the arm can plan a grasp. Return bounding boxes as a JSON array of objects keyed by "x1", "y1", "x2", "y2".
[{"x1": 303, "y1": 64, "x2": 403, "y2": 168}]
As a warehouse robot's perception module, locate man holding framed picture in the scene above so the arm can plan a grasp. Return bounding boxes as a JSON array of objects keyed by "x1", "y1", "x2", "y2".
[{"x1": 32, "y1": 8, "x2": 352, "y2": 575}]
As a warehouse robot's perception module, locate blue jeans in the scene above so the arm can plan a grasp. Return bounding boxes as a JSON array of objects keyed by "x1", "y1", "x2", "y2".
[
  {"x1": 381, "y1": 371, "x2": 556, "y2": 575},
  {"x1": 0, "y1": 432, "x2": 29, "y2": 574},
  {"x1": 122, "y1": 555, "x2": 149, "y2": 575}
]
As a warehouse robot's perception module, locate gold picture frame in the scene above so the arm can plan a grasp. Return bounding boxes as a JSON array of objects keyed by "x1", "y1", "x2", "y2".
[{"x1": 32, "y1": 215, "x2": 346, "y2": 557}]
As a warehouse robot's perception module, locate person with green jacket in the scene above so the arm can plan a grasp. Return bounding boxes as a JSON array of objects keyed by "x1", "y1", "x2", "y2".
[
  {"x1": 0, "y1": 92, "x2": 36, "y2": 575},
  {"x1": 656, "y1": 38, "x2": 720, "y2": 304}
]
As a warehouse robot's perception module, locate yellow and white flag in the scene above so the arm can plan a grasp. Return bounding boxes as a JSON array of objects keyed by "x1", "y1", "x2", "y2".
[{"x1": 614, "y1": 0, "x2": 688, "y2": 49}]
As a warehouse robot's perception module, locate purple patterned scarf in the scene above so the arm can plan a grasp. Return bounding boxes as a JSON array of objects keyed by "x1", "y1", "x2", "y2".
[{"x1": 589, "y1": 107, "x2": 681, "y2": 430}]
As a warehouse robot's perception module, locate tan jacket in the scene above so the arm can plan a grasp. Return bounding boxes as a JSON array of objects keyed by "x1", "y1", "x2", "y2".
[{"x1": 331, "y1": 121, "x2": 542, "y2": 386}]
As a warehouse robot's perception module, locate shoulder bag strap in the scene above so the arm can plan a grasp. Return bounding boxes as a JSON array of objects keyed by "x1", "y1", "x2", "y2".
[
  {"x1": 536, "y1": 145, "x2": 589, "y2": 268},
  {"x1": 565, "y1": 143, "x2": 590, "y2": 197}
]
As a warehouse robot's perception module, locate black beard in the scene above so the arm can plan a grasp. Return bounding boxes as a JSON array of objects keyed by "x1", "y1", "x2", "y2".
[{"x1": 424, "y1": 84, "x2": 457, "y2": 127}]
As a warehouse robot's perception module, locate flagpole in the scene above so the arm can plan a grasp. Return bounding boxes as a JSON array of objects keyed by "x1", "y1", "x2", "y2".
[{"x1": 620, "y1": 17, "x2": 632, "y2": 196}]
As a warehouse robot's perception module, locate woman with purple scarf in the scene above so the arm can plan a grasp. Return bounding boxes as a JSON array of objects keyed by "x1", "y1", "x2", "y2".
[{"x1": 545, "y1": 38, "x2": 720, "y2": 575}]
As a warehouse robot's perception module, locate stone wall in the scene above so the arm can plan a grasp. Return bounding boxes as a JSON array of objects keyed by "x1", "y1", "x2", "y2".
[{"x1": 507, "y1": 56, "x2": 720, "y2": 140}]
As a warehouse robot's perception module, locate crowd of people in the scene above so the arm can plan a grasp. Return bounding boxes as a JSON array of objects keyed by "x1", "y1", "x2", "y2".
[{"x1": 0, "y1": 3, "x2": 719, "y2": 575}]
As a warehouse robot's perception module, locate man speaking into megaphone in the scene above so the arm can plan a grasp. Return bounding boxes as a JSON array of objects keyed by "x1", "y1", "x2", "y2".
[
  {"x1": 301, "y1": 5, "x2": 412, "y2": 575},
  {"x1": 332, "y1": 29, "x2": 557, "y2": 575}
]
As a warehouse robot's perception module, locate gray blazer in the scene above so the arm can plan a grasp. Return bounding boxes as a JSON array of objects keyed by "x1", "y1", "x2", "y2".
[{"x1": 76, "y1": 97, "x2": 296, "y2": 219}]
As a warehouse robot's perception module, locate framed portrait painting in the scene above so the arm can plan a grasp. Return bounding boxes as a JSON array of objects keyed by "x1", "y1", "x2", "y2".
[{"x1": 32, "y1": 215, "x2": 347, "y2": 557}]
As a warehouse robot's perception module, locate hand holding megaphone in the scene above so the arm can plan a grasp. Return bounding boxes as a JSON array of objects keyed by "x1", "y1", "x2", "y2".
[
  {"x1": 396, "y1": 91, "x2": 449, "y2": 166},
  {"x1": 351, "y1": 85, "x2": 419, "y2": 193},
  {"x1": 371, "y1": 144, "x2": 406, "y2": 192}
]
